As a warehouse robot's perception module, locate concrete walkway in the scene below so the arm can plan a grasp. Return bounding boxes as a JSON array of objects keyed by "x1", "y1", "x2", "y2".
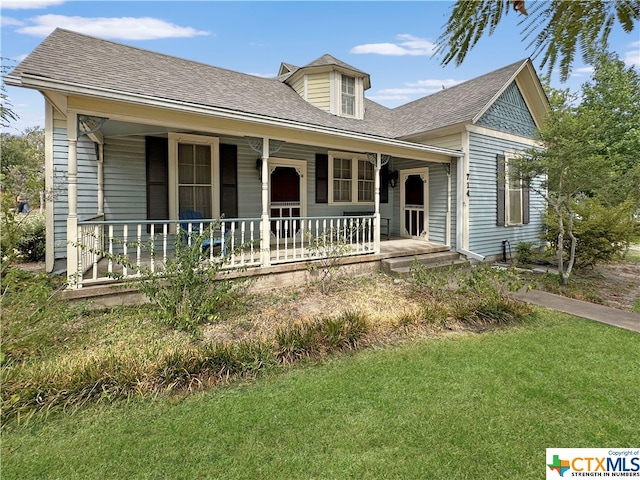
[{"x1": 513, "y1": 289, "x2": 640, "y2": 333}]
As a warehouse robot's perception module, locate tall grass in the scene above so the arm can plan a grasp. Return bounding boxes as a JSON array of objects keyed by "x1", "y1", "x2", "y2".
[
  {"x1": 1, "y1": 307, "x2": 370, "y2": 422},
  {"x1": 2, "y1": 312, "x2": 638, "y2": 480}
]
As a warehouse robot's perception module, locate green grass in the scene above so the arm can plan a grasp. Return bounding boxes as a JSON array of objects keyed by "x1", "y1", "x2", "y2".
[{"x1": 2, "y1": 312, "x2": 638, "y2": 480}]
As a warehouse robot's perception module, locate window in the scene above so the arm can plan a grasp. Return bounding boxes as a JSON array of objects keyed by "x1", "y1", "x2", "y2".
[
  {"x1": 178, "y1": 143, "x2": 212, "y2": 218},
  {"x1": 333, "y1": 157, "x2": 352, "y2": 202},
  {"x1": 169, "y1": 133, "x2": 219, "y2": 221},
  {"x1": 358, "y1": 160, "x2": 374, "y2": 202},
  {"x1": 341, "y1": 75, "x2": 355, "y2": 116},
  {"x1": 497, "y1": 153, "x2": 530, "y2": 226},
  {"x1": 329, "y1": 152, "x2": 373, "y2": 204}
]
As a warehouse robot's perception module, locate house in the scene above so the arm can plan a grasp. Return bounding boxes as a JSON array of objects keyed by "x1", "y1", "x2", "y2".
[{"x1": 6, "y1": 28, "x2": 548, "y2": 289}]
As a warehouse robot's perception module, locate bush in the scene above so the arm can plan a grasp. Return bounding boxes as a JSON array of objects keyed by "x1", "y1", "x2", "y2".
[
  {"x1": 515, "y1": 241, "x2": 536, "y2": 266},
  {"x1": 410, "y1": 262, "x2": 531, "y2": 326},
  {"x1": 1, "y1": 211, "x2": 46, "y2": 266},
  {"x1": 545, "y1": 197, "x2": 639, "y2": 269},
  {"x1": 93, "y1": 221, "x2": 250, "y2": 334}
]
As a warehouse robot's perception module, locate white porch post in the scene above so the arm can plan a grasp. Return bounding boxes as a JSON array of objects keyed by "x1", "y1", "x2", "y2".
[
  {"x1": 260, "y1": 138, "x2": 271, "y2": 267},
  {"x1": 374, "y1": 153, "x2": 381, "y2": 254},
  {"x1": 66, "y1": 112, "x2": 80, "y2": 288},
  {"x1": 446, "y1": 162, "x2": 452, "y2": 247}
]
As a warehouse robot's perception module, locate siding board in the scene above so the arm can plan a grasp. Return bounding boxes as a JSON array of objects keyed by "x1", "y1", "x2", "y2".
[{"x1": 468, "y1": 131, "x2": 544, "y2": 257}]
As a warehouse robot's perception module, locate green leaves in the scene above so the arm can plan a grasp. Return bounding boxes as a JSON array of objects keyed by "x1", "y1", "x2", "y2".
[{"x1": 436, "y1": 0, "x2": 640, "y2": 82}]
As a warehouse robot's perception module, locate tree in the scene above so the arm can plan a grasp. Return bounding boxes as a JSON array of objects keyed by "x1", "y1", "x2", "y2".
[
  {"x1": 512, "y1": 52, "x2": 640, "y2": 284},
  {"x1": 436, "y1": 0, "x2": 640, "y2": 81},
  {"x1": 577, "y1": 51, "x2": 640, "y2": 207},
  {"x1": 512, "y1": 88, "x2": 609, "y2": 284},
  {"x1": 1, "y1": 58, "x2": 19, "y2": 128},
  {"x1": 0, "y1": 127, "x2": 45, "y2": 208}
]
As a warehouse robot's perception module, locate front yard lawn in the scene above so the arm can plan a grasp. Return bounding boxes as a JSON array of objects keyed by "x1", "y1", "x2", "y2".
[{"x1": 2, "y1": 311, "x2": 638, "y2": 479}]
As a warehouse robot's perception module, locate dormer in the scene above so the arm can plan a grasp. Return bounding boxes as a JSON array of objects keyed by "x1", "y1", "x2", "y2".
[{"x1": 279, "y1": 54, "x2": 371, "y2": 120}]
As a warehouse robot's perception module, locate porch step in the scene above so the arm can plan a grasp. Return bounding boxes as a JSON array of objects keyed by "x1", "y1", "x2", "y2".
[{"x1": 381, "y1": 251, "x2": 468, "y2": 278}]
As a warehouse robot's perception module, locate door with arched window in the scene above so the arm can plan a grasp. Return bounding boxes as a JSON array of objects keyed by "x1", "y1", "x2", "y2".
[
  {"x1": 400, "y1": 168, "x2": 429, "y2": 238},
  {"x1": 269, "y1": 159, "x2": 306, "y2": 238}
]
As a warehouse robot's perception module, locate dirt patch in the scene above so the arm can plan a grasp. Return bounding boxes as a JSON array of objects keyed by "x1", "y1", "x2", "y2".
[{"x1": 592, "y1": 262, "x2": 640, "y2": 311}]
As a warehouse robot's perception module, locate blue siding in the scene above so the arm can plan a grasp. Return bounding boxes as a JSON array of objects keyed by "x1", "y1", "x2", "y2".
[
  {"x1": 103, "y1": 136, "x2": 146, "y2": 221},
  {"x1": 477, "y1": 83, "x2": 537, "y2": 138},
  {"x1": 52, "y1": 128, "x2": 98, "y2": 259},
  {"x1": 468, "y1": 132, "x2": 545, "y2": 257}
]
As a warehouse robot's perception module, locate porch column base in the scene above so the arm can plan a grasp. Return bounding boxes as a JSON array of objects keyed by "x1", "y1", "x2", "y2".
[
  {"x1": 260, "y1": 215, "x2": 271, "y2": 267},
  {"x1": 66, "y1": 216, "x2": 80, "y2": 289}
]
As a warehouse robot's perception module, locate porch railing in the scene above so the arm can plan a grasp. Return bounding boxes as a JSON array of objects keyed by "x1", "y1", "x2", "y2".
[{"x1": 74, "y1": 214, "x2": 377, "y2": 287}]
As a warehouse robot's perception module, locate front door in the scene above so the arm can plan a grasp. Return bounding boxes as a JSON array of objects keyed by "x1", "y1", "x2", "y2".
[
  {"x1": 400, "y1": 168, "x2": 429, "y2": 238},
  {"x1": 269, "y1": 160, "x2": 306, "y2": 238}
]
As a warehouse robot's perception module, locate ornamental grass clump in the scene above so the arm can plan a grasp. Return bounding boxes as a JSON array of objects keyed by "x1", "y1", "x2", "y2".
[
  {"x1": 1, "y1": 308, "x2": 370, "y2": 424},
  {"x1": 275, "y1": 311, "x2": 368, "y2": 363}
]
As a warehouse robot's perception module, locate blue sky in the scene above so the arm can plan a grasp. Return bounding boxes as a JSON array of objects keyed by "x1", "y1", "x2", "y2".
[{"x1": 2, "y1": 0, "x2": 639, "y2": 133}]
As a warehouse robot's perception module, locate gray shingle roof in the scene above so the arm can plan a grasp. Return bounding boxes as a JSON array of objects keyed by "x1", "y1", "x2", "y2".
[
  {"x1": 8, "y1": 28, "x2": 529, "y2": 141},
  {"x1": 391, "y1": 59, "x2": 527, "y2": 137},
  {"x1": 303, "y1": 54, "x2": 369, "y2": 77}
]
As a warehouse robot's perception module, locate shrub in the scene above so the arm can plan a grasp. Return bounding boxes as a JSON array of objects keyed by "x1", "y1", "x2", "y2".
[
  {"x1": 0, "y1": 210, "x2": 46, "y2": 267},
  {"x1": 410, "y1": 262, "x2": 531, "y2": 327},
  {"x1": 305, "y1": 226, "x2": 353, "y2": 295},
  {"x1": 515, "y1": 241, "x2": 536, "y2": 266},
  {"x1": 91, "y1": 221, "x2": 250, "y2": 334},
  {"x1": 545, "y1": 197, "x2": 639, "y2": 269}
]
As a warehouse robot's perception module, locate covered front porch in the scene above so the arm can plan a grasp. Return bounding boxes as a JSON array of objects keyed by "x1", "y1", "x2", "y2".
[
  {"x1": 75, "y1": 214, "x2": 453, "y2": 288},
  {"x1": 55, "y1": 108, "x2": 462, "y2": 289}
]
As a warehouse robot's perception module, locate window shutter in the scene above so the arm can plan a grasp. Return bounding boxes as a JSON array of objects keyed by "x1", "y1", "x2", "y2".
[
  {"x1": 523, "y1": 181, "x2": 530, "y2": 225},
  {"x1": 220, "y1": 144, "x2": 238, "y2": 219},
  {"x1": 496, "y1": 154, "x2": 505, "y2": 226},
  {"x1": 316, "y1": 153, "x2": 328, "y2": 203},
  {"x1": 146, "y1": 136, "x2": 169, "y2": 228},
  {"x1": 380, "y1": 163, "x2": 389, "y2": 204}
]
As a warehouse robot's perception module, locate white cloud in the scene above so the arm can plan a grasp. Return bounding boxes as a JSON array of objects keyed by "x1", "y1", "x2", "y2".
[
  {"x1": 376, "y1": 78, "x2": 463, "y2": 97},
  {"x1": 623, "y1": 47, "x2": 639, "y2": 68},
  {"x1": 1, "y1": 0, "x2": 65, "y2": 9},
  {"x1": 570, "y1": 66, "x2": 594, "y2": 78},
  {"x1": 378, "y1": 87, "x2": 432, "y2": 95},
  {"x1": 367, "y1": 94, "x2": 411, "y2": 102},
  {"x1": 351, "y1": 34, "x2": 436, "y2": 56},
  {"x1": 16, "y1": 14, "x2": 210, "y2": 40},
  {"x1": 1, "y1": 16, "x2": 23, "y2": 26},
  {"x1": 405, "y1": 78, "x2": 462, "y2": 89},
  {"x1": 247, "y1": 72, "x2": 277, "y2": 78}
]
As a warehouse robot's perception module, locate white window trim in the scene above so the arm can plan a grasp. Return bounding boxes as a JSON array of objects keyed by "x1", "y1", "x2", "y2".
[
  {"x1": 328, "y1": 151, "x2": 374, "y2": 205},
  {"x1": 168, "y1": 132, "x2": 220, "y2": 221},
  {"x1": 330, "y1": 72, "x2": 363, "y2": 119},
  {"x1": 504, "y1": 153, "x2": 523, "y2": 227},
  {"x1": 268, "y1": 157, "x2": 308, "y2": 218}
]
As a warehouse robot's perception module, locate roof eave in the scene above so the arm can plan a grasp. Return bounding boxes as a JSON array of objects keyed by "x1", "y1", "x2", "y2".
[{"x1": 14, "y1": 73, "x2": 462, "y2": 159}]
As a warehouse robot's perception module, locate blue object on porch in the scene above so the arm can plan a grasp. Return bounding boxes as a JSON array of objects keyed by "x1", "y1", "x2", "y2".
[{"x1": 178, "y1": 210, "x2": 225, "y2": 253}]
